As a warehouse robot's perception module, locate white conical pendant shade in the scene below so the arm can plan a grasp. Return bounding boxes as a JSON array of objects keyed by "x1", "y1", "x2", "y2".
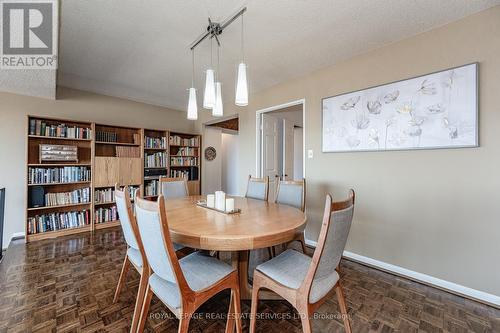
[
  {"x1": 203, "y1": 69, "x2": 216, "y2": 109},
  {"x1": 187, "y1": 87, "x2": 198, "y2": 120},
  {"x1": 235, "y1": 62, "x2": 248, "y2": 106},
  {"x1": 212, "y1": 82, "x2": 223, "y2": 117}
]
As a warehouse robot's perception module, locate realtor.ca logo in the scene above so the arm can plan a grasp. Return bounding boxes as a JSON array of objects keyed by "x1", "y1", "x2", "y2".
[{"x1": 1, "y1": 0, "x2": 58, "y2": 69}]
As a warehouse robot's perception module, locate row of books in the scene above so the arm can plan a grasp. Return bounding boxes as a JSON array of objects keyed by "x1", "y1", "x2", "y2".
[
  {"x1": 145, "y1": 180, "x2": 160, "y2": 196},
  {"x1": 170, "y1": 170, "x2": 189, "y2": 178},
  {"x1": 145, "y1": 136, "x2": 167, "y2": 149},
  {"x1": 170, "y1": 157, "x2": 198, "y2": 166},
  {"x1": 29, "y1": 119, "x2": 91, "y2": 139},
  {"x1": 96, "y1": 131, "x2": 117, "y2": 142},
  {"x1": 27, "y1": 210, "x2": 90, "y2": 234},
  {"x1": 28, "y1": 167, "x2": 91, "y2": 184},
  {"x1": 116, "y1": 146, "x2": 140, "y2": 158},
  {"x1": 44, "y1": 188, "x2": 90, "y2": 207},
  {"x1": 95, "y1": 206, "x2": 118, "y2": 223},
  {"x1": 95, "y1": 186, "x2": 140, "y2": 203},
  {"x1": 169, "y1": 135, "x2": 199, "y2": 147},
  {"x1": 172, "y1": 147, "x2": 198, "y2": 156},
  {"x1": 145, "y1": 152, "x2": 167, "y2": 168}
]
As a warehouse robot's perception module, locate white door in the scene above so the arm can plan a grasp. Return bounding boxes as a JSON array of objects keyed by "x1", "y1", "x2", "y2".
[
  {"x1": 282, "y1": 119, "x2": 294, "y2": 181},
  {"x1": 261, "y1": 114, "x2": 279, "y2": 200}
]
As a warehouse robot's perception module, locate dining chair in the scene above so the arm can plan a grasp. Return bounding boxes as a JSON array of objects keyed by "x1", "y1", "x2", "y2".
[
  {"x1": 250, "y1": 190, "x2": 355, "y2": 333},
  {"x1": 273, "y1": 179, "x2": 307, "y2": 255},
  {"x1": 133, "y1": 195, "x2": 242, "y2": 333},
  {"x1": 159, "y1": 176, "x2": 189, "y2": 199},
  {"x1": 245, "y1": 175, "x2": 269, "y2": 201},
  {"x1": 112, "y1": 184, "x2": 146, "y2": 333}
]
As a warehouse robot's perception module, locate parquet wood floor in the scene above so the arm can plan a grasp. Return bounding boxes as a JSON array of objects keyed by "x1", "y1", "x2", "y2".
[{"x1": 0, "y1": 228, "x2": 498, "y2": 332}]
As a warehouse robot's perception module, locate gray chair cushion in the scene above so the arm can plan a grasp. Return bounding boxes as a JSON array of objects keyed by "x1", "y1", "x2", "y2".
[
  {"x1": 256, "y1": 249, "x2": 339, "y2": 303},
  {"x1": 161, "y1": 181, "x2": 188, "y2": 199},
  {"x1": 276, "y1": 183, "x2": 303, "y2": 210},
  {"x1": 127, "y1": 247, "x2": 142, "y2": 268},
  {"x1": 246, "y1": 181, "x2": 267, "y2": 201},
  {"x1": 149, "y1": 252, "x2": 235, "y2": 315}
]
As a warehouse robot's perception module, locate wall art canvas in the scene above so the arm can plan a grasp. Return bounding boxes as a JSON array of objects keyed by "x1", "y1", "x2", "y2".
[{"x1": 322, "y1": 63, "x2": 478, "y2": 152}]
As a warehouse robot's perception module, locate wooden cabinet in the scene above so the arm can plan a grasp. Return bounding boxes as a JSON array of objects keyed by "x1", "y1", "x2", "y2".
[{"x1": 95, "y1": 157, "x2": 141, "y2": 187}]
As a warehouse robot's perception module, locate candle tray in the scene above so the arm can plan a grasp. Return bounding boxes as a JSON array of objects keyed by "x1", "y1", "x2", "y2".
[{"x1": 196, "y1": 201, "x2": 241, "y2": 214}]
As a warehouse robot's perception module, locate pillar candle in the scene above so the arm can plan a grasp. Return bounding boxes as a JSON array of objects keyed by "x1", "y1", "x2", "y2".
[
  {"x1": 207, "y1": 194, "x2": 215, "y2": 208},
  {"x1": 225, "y1": 198, "x2": 235, "y2": 213}
]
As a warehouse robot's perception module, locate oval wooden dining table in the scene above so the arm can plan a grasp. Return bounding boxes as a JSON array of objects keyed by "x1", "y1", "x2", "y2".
[{"x1": 163, "y1": 195, "x2": 307, "y2": 300}]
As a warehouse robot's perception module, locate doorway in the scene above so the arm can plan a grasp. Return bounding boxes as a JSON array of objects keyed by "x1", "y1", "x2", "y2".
[
  {"x1": 202, "y1": 116, "x2": 240, "y2": 195},
  {"x1": 256, "y1": 99, "x2": 305, "y2": 200}
]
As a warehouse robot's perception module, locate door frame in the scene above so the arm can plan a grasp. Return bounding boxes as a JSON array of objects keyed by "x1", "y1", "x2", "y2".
[{"x1": 255, "y1": 99, "x2": 306, "y2": 178}]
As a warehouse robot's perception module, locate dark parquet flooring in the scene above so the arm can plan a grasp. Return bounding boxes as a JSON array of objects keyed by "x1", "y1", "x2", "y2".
[{"x1": 0, "y1": 228, "x2": 499, "y2": 333}]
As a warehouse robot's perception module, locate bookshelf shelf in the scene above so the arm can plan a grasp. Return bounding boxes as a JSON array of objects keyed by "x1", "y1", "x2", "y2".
[
  {"x1": 26, "y1": 116, "x2": 202, "y2": 242},
  {"x1": 27, "y1": 202, "x2": 91, "y2": 211}
]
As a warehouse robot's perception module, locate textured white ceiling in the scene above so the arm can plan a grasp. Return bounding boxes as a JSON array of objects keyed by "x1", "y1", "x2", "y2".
[{"x1": 57, "y1": 0, "x2": 500, "y2": 111}]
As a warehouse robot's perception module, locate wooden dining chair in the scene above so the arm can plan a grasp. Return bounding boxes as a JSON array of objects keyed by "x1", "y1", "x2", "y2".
[
  {"x1": 250, "y1": 190, "x2": 355, "y2": 333},
  {"x1": 273, "y1": 179, "x2": 307, "y2": 255},
  {"x1": 159, "y1": 176, "x2": 189, "y2": 199},
  {"x1": 133, "y1": 195, "x2": 242, "y2": 333},
  {"x1": 245, "y1": 175, "x2": 269, "y2": 201},
  {"x1": 112, "y1": 184, "x2": 147, "y2": 333}
]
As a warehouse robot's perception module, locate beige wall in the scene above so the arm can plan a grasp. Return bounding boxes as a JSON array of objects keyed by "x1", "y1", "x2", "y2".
[
  {"x1": 196, "y1": 6, "x2": 500, "y2": 296},
  {"x1": 0, "y1": 87, "x2": 194, "y2": 248}
]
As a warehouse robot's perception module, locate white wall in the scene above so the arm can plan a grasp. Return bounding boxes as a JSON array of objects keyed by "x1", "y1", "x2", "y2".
[
  {"x1": 293, "y1": 127, "x2": 303, "y2": 179},
  {"x1": 202, "y1": 127, "x2": 222, "y2": 195},
  {"x1": 221, "y1": 133, "x2": 240, "y2": 196}
]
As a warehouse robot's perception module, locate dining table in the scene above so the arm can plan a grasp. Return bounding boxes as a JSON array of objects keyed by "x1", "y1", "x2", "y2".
[{"x1": 163, "y1": 195, "x2": 307, "y2": 300}]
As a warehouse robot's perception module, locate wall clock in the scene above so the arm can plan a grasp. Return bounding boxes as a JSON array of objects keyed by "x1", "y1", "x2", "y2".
[{"x1": 205, "y1": 146, "x2": 217, "y2": 161}]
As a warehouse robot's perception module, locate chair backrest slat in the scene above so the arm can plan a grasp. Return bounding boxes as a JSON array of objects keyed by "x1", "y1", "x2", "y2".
[
  {"x1": 159, "y1": 177, "x2": 189, "y2": 199},
  {"x1": 245, "y1": 175, "x2": 269, "y2": 201},
  {"x1": 275, "y1": 179, "x2": 305, "y2": 212},
  {"x1": 115, "y1": 184, "x2": 139, "y2": 250}
]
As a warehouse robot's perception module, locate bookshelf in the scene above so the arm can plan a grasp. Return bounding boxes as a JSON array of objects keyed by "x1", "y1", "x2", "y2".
[
  {"x1": 26, "y1": 116, "x2": 93, "y2": 242},
  {"x1": 169, "y1": 131, "x2": 201, "y2": 195},
  {"x1": 25, "y1": 116, "x2": 202, "y2": 242},
  {"x1": 143, "y1": 129, "x2": 169, "y2": 200}
]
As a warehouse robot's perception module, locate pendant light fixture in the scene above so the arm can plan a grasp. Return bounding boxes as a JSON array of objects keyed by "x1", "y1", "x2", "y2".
[
  {"x1": 187, "y1": 49, "x2": 198, "y2": 120},
  {"x1": 212, "y1": 44, "x2": 224, "y2": 117},
  {"x1": 235, "y1": 13, "x2": 248, "y2": 106},
  {"x1": 203, "y1": 38, "x2": 216, "y2": 109}
]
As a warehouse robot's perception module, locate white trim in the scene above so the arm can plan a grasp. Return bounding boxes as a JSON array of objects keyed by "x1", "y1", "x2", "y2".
[
  {"x1": 305, "y1": 239, "x2": 500, "y2": 308},
  {"x1": 2, "y1": 232, "x2": 25, "y2": 250},
  {"x1": 255, "y1": 99, "x2": 306, "y2": 178}
]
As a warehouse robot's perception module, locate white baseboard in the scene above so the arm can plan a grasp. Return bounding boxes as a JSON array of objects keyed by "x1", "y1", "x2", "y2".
[
  {"x1": 2, "y1": 232, "x2": 25, "y2": 250},
  {"x1": 305, "y1": 239, "x2": 500, "y2": 308}
]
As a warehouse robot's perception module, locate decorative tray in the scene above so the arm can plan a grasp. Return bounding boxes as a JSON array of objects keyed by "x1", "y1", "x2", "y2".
[{"x1": 196, "y1": 201, "x2": 241, "y2": 214}]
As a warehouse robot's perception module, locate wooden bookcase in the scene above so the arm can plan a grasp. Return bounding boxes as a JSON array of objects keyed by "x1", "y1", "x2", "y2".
[
  {"x1": 25, "y1": 116, "x2": 202, "y2": 242},
  {"x1": 169, "y1": 131, "x2": 201, "y2": 195}
]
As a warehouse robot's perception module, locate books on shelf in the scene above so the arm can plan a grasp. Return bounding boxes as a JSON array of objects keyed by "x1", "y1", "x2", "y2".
[
  {"x1": 145, "y1": 136, "x2": 167, "y2": 149},
  {"x1": 145, "y1": 151, "x2": 167, "y2": 168},
  {"x1": 170, "y1": 169, "x2": 189, "y2": 178},
  {"x1": 95, "y1": 206, "x2": 118, "y2": 223},
  {"x1": 170, "y1": 156, "x2": 198, "y2": 167},
  {"x1": 95, "y1": 186, "x2": 139, "y2": 203},
  {"x1": 116, "y1": 146, "x2": 140, "y2": 157},
  {"x1": 44, "y1": 187, "x2": 90, "y2": 207},
  {"x1": 169, "y1": 135, "x2": 199, "y2": 147},
  {"x1": 28, "y1": 166, "x2": 91, "y2": 184},
  {"x1": 172, "y1": 147, "x2": 198, "y2": 156},
  {"x1": 29, "y1": 119, "x2": 91, "y2": 139},
  {"x1": 27, "y1": 210, "x2": 90, "y2": 234},
  {"x1": 145, "y1": 180, "x2": 160, "y2": 196},
  {"x1": 96, "y1": 131, "x2": 117, "y2": 142}
]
